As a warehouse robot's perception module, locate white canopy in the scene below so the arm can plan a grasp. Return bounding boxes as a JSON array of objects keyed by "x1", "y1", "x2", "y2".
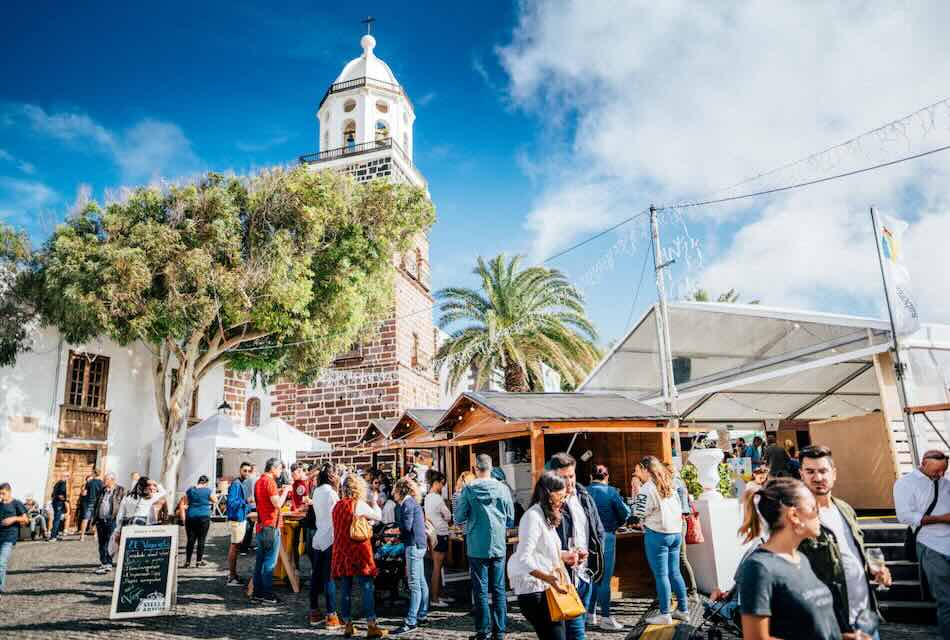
[
  {"x1": 148, "y1": 413, "x2": 281, "y2": 492},
  {"x1": 256, "y1": 417, "x2": 332, "y2": 464}
]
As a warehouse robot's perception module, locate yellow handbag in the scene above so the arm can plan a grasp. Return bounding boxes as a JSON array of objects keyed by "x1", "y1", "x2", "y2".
[
  {"x1": 545, "y1": 566, "x2": 586, "y2": 622},
  {"x1": 350, "y1": 508, "x2": 373, "y2": 542}
]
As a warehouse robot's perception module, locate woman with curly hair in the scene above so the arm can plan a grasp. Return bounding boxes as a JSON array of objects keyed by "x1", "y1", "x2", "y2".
[{"x1": 331, "y1": 474, "x2": 386, "y2": 638}]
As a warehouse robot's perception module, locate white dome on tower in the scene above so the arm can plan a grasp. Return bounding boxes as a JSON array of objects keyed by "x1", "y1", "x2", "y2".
[{"x1": 334, "y1": 33, "x2": 399, "y2": 86}]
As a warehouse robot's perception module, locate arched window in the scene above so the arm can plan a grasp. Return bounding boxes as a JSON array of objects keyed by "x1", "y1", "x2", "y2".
[
  {"x1": 245, "y1": 397, "x2": 261, "y2": 427},
  {"x1": 343, "y1": 98, "x2": 356, "y2": 113},
  {"x1": 376, "y1": 100, "x2": 389, "y2": 114},
  {"x1": 343, "y1": 120, "x2": 356, "y2": 151},
  {"x1": 375, "y1": 120, "x2": 389, "y2": 144}
]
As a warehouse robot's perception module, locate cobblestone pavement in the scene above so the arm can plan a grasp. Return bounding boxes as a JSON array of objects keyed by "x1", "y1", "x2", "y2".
[{"x1": 0, "y1": 523, "x2": 937, "y2": 639}]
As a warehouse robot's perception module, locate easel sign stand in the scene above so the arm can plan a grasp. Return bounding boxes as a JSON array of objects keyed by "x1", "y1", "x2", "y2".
[{"x1": 109, "y1": 525, "x2": 179, "y2": 620}]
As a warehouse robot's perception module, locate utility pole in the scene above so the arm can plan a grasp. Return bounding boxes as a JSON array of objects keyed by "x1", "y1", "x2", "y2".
[
  {"x1": 870, "y1": 206, "x2": 921, "y2": 466},
  {"x1": 650, "y1": 205, "x2": 679, "y2": 426}
]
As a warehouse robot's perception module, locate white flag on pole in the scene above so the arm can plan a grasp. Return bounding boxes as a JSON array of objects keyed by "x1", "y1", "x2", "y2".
[{"x1": 876, "y1": 214, "x2": 920, "y2": 336}]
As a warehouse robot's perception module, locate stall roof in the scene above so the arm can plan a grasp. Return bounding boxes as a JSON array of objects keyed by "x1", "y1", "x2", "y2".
[
  {"x1": 358, "y1": 417, "x2": 399, "y2": 445},
  {"x1": 580, "y1": 302, "x2": 893, "y2": 423},
  {"x1": 402, "y1": 409, "x2": 445, "y2": 432},
  {"x1": 439, "y1": 391, "x2": 671, "y2": 428}
]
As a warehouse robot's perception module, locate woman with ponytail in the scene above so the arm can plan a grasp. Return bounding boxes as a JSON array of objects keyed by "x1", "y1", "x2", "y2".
[
  {"x1": 631, "y1": 456, "x2": 690, "y2": 626},
  {"x1": 736, "y1": 477, "x2": 865, "y2": 640}
]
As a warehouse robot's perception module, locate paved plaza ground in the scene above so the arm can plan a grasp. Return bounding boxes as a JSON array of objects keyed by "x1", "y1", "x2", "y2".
[{"x1": 0, "y1": 523, "x2": 937, "y2": 639}]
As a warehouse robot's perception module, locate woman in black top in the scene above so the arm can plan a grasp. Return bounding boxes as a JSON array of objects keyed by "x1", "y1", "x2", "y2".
[{"x1": 737, "y1": 477, "x2": 867, "y2": 640}]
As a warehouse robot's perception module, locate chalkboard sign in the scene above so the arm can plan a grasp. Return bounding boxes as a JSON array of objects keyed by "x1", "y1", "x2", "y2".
[{"x1": 109, "y1": 525, "x2": 178, "y2": 619}]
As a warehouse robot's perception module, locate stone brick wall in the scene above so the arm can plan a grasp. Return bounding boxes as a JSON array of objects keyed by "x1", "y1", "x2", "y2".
[{"x1": 223, "y1": 368, "x2": 250, "y2": 424}]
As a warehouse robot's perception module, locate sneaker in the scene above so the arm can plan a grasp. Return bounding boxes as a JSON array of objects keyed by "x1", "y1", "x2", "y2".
[
  {"x1": 390, "y1": 625, "x2": 416, "y2": 636},
  {"x1": 587, "y1": 613, "x2": 598, "y2": 627},
  {"x1": 309, "y1": 611, "x2": 322, "y2": 626},
  {"x1": 366, "y1": 622, "x2": 388, "y2": 638},
  {"x1": 430, "y1": 599, "x2": 449, "y2": 608},
  {"x1": 182, "y1": 562, "x2": 191, "y2": 569},
  {"x1": 94, "y1": 565, "x2": 109, "y2": 575},
  {"x1": 326, "y1": 614, "x2": 343, "y2": 630},
  {"x1": 599, "y1": 616, "x2": 624, "y2": 631},
  {"x1": 253, "y1": 593, "x2": 280, "y2": 605},
  {"x1": 226, "y1": 576, "x2": 244, "y2": 587},
  {"x1": 439, "y1": 595, "x2": 455, "y2": 603},
  {"x1": 196, "y1": 560, "x2": 207, "y2": 567},
  {"x1": 671, "y1": 610, "x2": 690, "y2": 622},
  {"x1": 644, "y1": 614, "x2": 673, "y2": 626}
]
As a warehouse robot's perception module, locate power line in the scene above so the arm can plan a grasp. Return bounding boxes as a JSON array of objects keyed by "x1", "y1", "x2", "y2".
[
  {"x1": 624, "y1": 243, "x2": 652, "y2": 331},
  {"x1": 657, "y1": 142, "x2": 950, "y2": 211},
  {"x1": 541, "y1": 209, "x2": 650, "y2": 263}
]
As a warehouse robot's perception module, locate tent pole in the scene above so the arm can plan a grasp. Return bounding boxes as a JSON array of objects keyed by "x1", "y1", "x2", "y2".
[{"x1": 870, "y1": 207, "x2": 920, "y2": 467}]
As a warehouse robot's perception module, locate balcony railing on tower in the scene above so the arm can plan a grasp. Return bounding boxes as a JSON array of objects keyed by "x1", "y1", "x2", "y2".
[
  {"x1": 299, "y1": 137, "x2": 415, "y2": 168},
  {"x1": 317, "y1": 76, "x2": 411, "y2": 109}
]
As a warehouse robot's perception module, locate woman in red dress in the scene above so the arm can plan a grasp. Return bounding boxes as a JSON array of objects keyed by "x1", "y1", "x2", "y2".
[{"x1": 332, "y1": 474, "x2": 387, "y2": 638}]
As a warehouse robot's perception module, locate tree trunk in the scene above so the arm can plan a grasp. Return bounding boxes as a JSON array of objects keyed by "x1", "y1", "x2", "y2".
[
  {"x1": 160, "y1": 402, "x2": 189, "y2": 503},
  {"x1": 504, "y1": 362, "x2": 529, "y2": 392}
]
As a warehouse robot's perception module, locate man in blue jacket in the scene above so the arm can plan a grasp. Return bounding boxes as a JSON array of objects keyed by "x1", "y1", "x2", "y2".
[
  {"x1": 455, "y1": 454, "x2": 515, "y2": 640},
  {"x1": 226, "y1": 462, "x2": 252, "y2": 587}
]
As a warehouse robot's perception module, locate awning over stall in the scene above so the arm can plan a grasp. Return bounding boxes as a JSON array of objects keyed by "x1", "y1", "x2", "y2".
[{"x1": 580, "y1": 302, "x2": 892, "y2": 424}]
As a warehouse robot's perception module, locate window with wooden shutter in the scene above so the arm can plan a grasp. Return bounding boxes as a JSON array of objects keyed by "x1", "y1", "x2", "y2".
[{"x1": 64, "y1": 352, "x2": 110, "y2": 409}]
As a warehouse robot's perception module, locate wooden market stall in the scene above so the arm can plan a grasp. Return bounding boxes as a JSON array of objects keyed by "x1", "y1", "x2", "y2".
[
  {"x1": 434, "y1": 391, "x2": 691, "y2": 597},
  {"x1": 357, "y1": 409, "x2": 451, "y2": 478}
]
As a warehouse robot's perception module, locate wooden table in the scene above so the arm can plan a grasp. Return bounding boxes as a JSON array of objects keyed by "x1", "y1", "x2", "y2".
[{"x1": 246, "y1": 512, "x2": 305, "y2": 596}]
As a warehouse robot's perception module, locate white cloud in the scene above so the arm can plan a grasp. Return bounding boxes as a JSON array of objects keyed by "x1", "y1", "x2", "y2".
[
  {"x1": 236, "y1": 134, "x2": 290, "y2": 153},
  {"x1": 0, "y1": 177, "x2": 57, "y2": 220},
  {"x1": 5, "y1": 104, "x2": 201, "y2": 183},
  {"x1": 0, "y1": 149, "x2": 36, "y2": 175},
  {"x1": 416, "y1": 92, "x2": 437, "y2": 107},
  {"x1": 499, "y1": 1, "x2": 950, "y2": 321}
]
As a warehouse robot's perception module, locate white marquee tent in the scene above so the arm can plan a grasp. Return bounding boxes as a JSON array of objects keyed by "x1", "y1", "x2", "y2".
[{"x1": 256, "y1": 416, "x2": 332, "y2": 465}]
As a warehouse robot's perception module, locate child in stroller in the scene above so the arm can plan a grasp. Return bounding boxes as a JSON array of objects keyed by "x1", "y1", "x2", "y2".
[{"x1": 374, "y1": 521, "x2": 407, "y2": 605}]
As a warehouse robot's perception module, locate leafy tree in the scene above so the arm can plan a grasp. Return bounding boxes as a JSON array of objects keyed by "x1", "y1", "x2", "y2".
[
  {"x1": 435, "y1": 254, "x2": 600, "y2": 392},
  {"x1": 0, "y1": 225, "x2": 35, "y2": 367},
  {"x1": 689, "y1": 287, "x2": 760, "y2": 304},
  {"x1": 28, "y1": 167, "x2": 433, "y2": 496}
]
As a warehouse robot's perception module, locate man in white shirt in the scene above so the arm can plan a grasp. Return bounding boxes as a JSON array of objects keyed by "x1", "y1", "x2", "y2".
[
  {"x1": 799, "y1": 446, "x2": 890, "y2": 637},
  {"x1": 894, "y1": 449, "x2": 950, "y2": 639}
]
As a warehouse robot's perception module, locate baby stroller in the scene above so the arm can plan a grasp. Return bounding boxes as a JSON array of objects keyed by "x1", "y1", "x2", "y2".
[{"x1": 373, "y1": 522, "x2": 406, "y2": 606}]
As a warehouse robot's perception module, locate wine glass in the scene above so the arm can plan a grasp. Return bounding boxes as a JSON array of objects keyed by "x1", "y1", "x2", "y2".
[{"x1": 865, "y1": 548, "x2": 889, "y2": 592}]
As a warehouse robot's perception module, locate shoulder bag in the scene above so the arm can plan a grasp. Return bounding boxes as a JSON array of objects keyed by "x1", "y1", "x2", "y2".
[
  {"x1": 904, "y1": 478, "x2": 939, "y2": 561},
  {"x1": 350, "y1": 501, "x2": 373, "y2": 542},
  {"x1": 685, "y1": 504, "x2": 705, "y2": 545},
  {"x1": 545, "y1": 564, "x2": 586, "y2": 621}
]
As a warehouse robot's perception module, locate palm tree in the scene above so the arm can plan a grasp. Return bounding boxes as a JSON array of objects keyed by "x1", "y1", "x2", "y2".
[
  {"x1": 435, "y1": 254, "x2": 601, "y2": 392},
  {"x1": 690, "y1": 288, "x2": 760, "y2": 304}
]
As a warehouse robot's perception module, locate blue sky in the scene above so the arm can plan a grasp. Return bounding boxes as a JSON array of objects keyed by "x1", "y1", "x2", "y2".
[{"x1": 3, "y1": 2, "x2": 950, "y2": 348}]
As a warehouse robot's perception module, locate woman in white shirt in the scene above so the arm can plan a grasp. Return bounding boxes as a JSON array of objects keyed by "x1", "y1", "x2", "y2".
[
  {"x1": 632, "y1": 456, "x2": 690, "y2": 626},
  {"x1": 507, "y1": 471, "x2": 572, "y2": 640},
  {"x1": 424, "y1": 471, "x2": 453, "y2": 607},
  {"x1": 111, "y1": 476, "x2": 167, "y2": 555},
  {"x1": 310, "y1": 465, "x2": 341, "y2": 627}
]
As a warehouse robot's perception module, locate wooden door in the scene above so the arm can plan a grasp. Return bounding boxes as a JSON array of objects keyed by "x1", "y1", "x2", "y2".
[{"x1": 52, "y1": 448, "x2": 98, "y2": 529}]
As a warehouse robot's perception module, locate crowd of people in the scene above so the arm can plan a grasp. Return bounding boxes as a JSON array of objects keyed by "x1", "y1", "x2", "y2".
[{"x1": 1, "y1": 443, "x2": 948, "y2": 640}]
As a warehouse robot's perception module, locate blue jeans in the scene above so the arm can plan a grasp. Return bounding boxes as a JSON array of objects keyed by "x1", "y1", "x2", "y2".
[
  {"x1": 309, "y1": 546, "x2": 336, "y2": 613},
  {"x1": 919, "y1": 542, "x2": 950, "y2": 640},
  {"x1": 406, "y1": 545, "x2": 429, "y2": 626},
  {"x1": 644, "y1": 528, "x2": 688, "y2": 615},
  {"x1": 0, "y1": 541, "x2": 13, "y2": 593},
  {"x1": 470, "y1": 556, "x2": 506, "y2": 638},
  {"x1": 588, "y1": 531, "x2": 616, "y2": 617},
  {"x1": 51, "y1": 502, "x2": 65, "y2": 538},
  {"x1": 337, "y1": 575, "x2": 376, "y2": 622},
  {"x1": 95, "y1": 519, "x2": 116, "y2": 565},
  {"x1": 565, "y1": 578, "x2": 593, "y2": 640},
  {"x1": 253, "y1": 526, "x2": 280, "y2": 597}
]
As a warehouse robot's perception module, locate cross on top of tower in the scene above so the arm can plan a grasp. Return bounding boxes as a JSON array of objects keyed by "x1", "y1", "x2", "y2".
[{"x1": 361, "y1": 16, "x2": 375, "y2": 35}]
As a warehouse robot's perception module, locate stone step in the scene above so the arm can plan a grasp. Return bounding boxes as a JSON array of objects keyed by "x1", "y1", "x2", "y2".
[
  {"x1": 875, "y1": 580, "x2": 927, "y2": 602},
  {"x1": 884, "y1": 560, "x2": 921, "y2": 582}
]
